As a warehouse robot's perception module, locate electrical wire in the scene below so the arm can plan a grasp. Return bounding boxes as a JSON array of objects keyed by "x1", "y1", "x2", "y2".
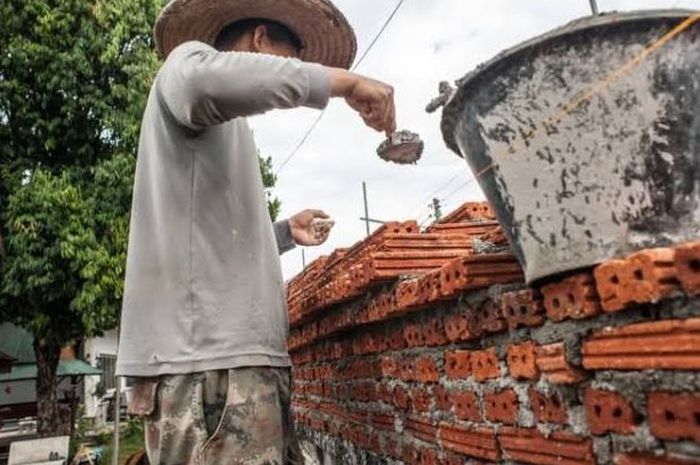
[{"x1": 275, "y1": 0, "x2": 407, "y2": 175}]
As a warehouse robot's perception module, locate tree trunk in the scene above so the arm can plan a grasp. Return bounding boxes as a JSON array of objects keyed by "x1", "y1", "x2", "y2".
[{"x1": 34, "y1": 338, "x2": 62, "y2": 436}]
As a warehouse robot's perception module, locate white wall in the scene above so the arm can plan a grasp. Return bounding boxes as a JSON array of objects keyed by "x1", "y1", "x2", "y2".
[{"x1": 82, "y1": 329, "x2": 128, "y2": 419}]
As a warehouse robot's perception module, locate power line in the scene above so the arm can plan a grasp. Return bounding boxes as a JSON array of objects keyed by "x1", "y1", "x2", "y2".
[
  {"x1": 351, "y1": 0, "x2": 406, "y2": 72},
  {"x1": 442, "y1": 176, "x2": 477, "y2": 203},
  {"x1": 275, "y1": 0, "x2": 407, "y2": 175},
  {"x1": 407, "y1": 166, "x2": 468, "y2": 218}
]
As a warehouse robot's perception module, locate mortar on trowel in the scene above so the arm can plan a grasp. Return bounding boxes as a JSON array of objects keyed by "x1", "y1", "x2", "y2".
[{"x1": 376, "y1": 130, "x2": 424, "y2": 165}]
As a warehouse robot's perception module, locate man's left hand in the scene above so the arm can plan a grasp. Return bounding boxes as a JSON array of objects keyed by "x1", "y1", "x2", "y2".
[{"x1": 289, "y1": 210, "x2": 335, "y2": 246}]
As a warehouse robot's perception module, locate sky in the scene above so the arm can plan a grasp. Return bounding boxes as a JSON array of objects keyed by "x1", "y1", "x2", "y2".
[{"x1": 247, "y1": 0, "x2": 700, "y2": 280}]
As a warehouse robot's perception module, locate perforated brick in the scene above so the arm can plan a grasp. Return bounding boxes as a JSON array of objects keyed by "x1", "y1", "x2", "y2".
[
  {"x1": 584, "y1": 388, "x2": 639, "y2": 435},
  {"x1": 506, "y1": 341, "x2": 539, "y2": 380}
]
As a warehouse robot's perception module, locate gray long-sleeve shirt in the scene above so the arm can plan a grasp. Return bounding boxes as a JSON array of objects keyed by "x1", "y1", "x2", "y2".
[{"x1": 115, "y1": 41, "x2": 330, "y2": 377}]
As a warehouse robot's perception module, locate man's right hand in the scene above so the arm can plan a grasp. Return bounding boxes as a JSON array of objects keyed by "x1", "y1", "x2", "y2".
[{"x1": 328, "y1": 68, "x2": 397, "y2": 136}]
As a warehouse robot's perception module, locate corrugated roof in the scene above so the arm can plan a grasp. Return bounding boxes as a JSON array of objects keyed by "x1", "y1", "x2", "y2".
[
  {"x1": 0, "y1": 359, "x2": 100, "y2": 382},
  {"x1": 0, "y1": 323, "x2": 35, "y2": 363}
]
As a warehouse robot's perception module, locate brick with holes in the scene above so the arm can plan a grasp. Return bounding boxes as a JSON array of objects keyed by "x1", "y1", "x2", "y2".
[
  {"x1": 625, "y1": 248, "x2": 680, "y2": 304},
  {"x1": 451, "y1": 390, "x2": 481, "y2": 422},
  {"x1": 529, "y1": 388, "x2": 568, "y2": 424},
  {"x1": 393, "y1": 385, "x2": 410, "y2": 411},
  {"x1": 435, "y1": 384, "x2": 452, "y2": 411},
  {"x1": 404, "y1": 322, "x2": 428, "y2": 348},
  {"x1": 506, "y1": 341, "x2": 540, "y2": 380},
  {"x1": 648, "y1": 391, "x2": 700, "y2": 442},
  {"x1": 594, "y1": 258, "x2": 631, "y2": 312},
  {"x1": 473, "y1": 298, "x2": 507, "y2": 335},
  {"x1": 415, "y1": 355, "x2": 440, "y2": 383},
  {"x1": 411, "y1": 386, "x2": 433, "y2": 413},
  {"x1": 584, "y1": 388, "x2": 639, "y2": 435},
  {"x1": 675, "y1": 240, "x2": 700, "y2": 296},
  {"x1": 501, "y1": 289, "x2": 545, "y2": 329},
  {"x1": 541, "y1": 272, "x2": 601, "y2": 322},
  {"x1": 472, "y1": 348, "x2": 501, "y2": 381},
  {"x1": 424, "y1": 314, "x2": 449, "y2": 346},
  {"x1": 444, "y1": 312, "x2": 473, "y2": 342},
  {"x1": 484, "y1": 388, "x2": 519, "y2": 424},
  {"x1": 445, "y1": 350, "x2": 472, "y2": 379}
]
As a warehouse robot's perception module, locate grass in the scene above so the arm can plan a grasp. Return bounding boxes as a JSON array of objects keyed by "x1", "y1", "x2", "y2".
[{"x1": 101, "y1": 428, "x2": 145, "y2": 465}]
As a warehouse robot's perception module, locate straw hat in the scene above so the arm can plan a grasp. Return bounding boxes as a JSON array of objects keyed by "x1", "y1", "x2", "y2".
[{"x1": 154, "y1": 0, "x2": 357, "y2": 69}]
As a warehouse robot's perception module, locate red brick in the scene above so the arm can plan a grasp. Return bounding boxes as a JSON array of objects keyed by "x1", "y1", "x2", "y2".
[
  {"x1": 404, "y1": 323, "x2": 428, "y2": 348},
  {"x1": 501, "y1": 289, "x2": 545, "y2": 329},
  {"x1": 435, "y1": 384, "x2": 452, "y2": 411},
  {"x1": 451, "y1": 390, "x2": 481, "y2": 422},
  {"x1": 541, "y1": 272, "x2": 601, "y2": 322},
  {"x1": 415, "y1": 356, "x2": 440, "y2": 383},
  {"x1": 377, "y1": 382, "x2": 394, "y2": 404},
  {"x1": 594, "y1": 248, "x2": 680, "y2": 313},
  {"x1": 472, "y1": 348, "x2": 500, "y2": 381},
  {"x1": 498, "y1": 427, "x2": 596, "y2": 465},
  {"x1": 393, "y1": 385, "x2": 410, "y2": 411},
  {"x1": 424, "y1": 314, "x2": 449, "y2": 346},
  {"x1": 536, "y1": 343, "x2": 587, "y2": 384},
  {"x1": 648, "y1": 391, "x2": 700, "y2": 442},
  {"x1": 440, "y1": 423, "x2": 500, "y2": 462},
  {"x1": 411, "y1": 386, "x2": 433, "y2": 413},
  {"x1": 444, "y1": 312, "x2": 473, "y2": 342},
  {"x1": 484, "y1": 389, "x2": 519, "y2": 424},
  {"x1": 626, "y1": 248, "x2": 680, "y2": 303},
  {"x1": 445, "y1": 350, "x2": 472, "y2": 379},
  {"x1": 443, "y1": 451, "x2": 466, "y2": 465},
  {"x1": 370, "y1": 412, "x2": 396, "y2": 431},
  {"x1": 473, "y1": 298, "x2": 507, "y2": 335},
  {"x1": 594, "y1": 258, "x2": 631, "y2": 312},
  {"x1": 584, "y1": 388, "x2": 638, "y2": 435},
  {"x1": 388, "y1": 326, "x2": 407, "y2": 350},
  {"x1": 441, "y1": 257, "x2": 466, "y2": 298},
  {"x1": 529, "y1": 388, "x2": 568, "y2": 424},
  {"x1": 396, "y1": 278, "x2": 421, "y2": 311},
  {"x1": 506, "y1": 342, "x2": 539, "y2": 380},
  {"x1": 675, "y1": 240, "x2": 700, "y2": 296},
  {"x1": 405, "y1": 416, "x2": 438, "y2": 444},
  {"x1": 582, "y1": 318, "x2": 700, "y2": 371},
  {"x1": 614, "y1": 453, "x2": 699, "y2": 465}
]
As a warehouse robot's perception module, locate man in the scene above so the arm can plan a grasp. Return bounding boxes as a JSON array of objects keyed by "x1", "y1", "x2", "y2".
[{"x1": 116, "y1": 0, "x2": 396, "y2": 464}]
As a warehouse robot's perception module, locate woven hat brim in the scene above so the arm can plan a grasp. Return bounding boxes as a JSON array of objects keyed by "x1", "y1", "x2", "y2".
[{"x1": 154, "y1": 0, "x2": 357, "y2": 69}]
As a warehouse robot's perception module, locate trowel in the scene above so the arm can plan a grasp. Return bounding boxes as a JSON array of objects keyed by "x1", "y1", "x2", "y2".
[{"x1": 376, "y1": 130, "x2": 424, "y2": 165}]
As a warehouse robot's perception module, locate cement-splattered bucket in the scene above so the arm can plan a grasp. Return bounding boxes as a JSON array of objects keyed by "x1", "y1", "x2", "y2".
[{"x1": 441, "y1": 10, "x2": 700, "y2": 283}]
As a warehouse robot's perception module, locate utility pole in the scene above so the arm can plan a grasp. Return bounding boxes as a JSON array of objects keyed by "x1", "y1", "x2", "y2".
[
  {"x1": 589, "y1": 0, "x2": 599, "y2": 15},
  {"x1": 362, "y1": 182, "x2": 370, "y2": 236}
]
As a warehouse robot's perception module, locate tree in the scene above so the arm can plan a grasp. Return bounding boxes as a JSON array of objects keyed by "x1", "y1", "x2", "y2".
[
  {"x1": 259, "y1": 154, "x2": 282, "y2": 221},
  {"x1": 0, "y1": 0, "x2": 162, "y2": 434},
  {"x1": 0, "y1": 0, "x2": 283, "y2": 435}
]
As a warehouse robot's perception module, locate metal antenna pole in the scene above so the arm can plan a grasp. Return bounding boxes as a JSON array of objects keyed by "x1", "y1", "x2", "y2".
[
  {"x1": 589, "y1": 0, "x2": 599, "y2": 15},
  {"x1": 362, "y1": 182, "x2": 370, "y2": 236}
]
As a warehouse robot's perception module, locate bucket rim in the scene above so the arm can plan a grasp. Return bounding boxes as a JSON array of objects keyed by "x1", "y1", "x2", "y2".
[{"x1": 440, "y1": 8, "x2": 700, "y2": 156}]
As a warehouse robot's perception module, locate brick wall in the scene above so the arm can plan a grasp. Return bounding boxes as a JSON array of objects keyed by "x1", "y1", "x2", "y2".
[{"x1": 287, "y1": 202, "x2": 700, "y2": 465}]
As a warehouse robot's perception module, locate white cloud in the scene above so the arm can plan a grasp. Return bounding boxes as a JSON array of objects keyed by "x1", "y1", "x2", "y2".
[{"x1": 248, "y1": 0, "x2": 700, "y2": 279}]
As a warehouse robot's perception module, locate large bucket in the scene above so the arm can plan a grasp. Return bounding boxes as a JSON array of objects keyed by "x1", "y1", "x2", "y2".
[{"x1": 441, "y1": 10, "x2": 700, "y2": 284}]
